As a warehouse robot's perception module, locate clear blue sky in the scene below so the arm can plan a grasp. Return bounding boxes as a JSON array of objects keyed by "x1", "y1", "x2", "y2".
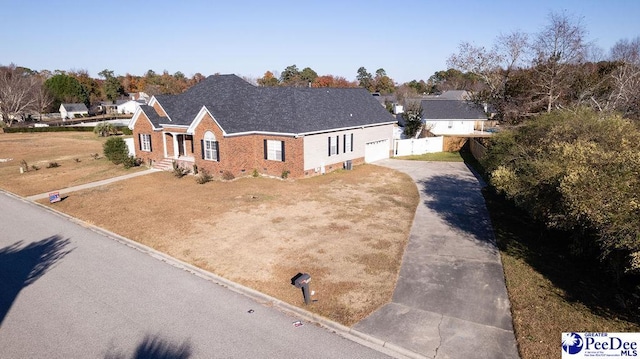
[{"x1": 1, "y1": 0, "x2": 639, "y2": 83}]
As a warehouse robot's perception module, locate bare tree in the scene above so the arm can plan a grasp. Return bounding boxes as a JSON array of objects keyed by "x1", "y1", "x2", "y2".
[
  {"x1": 0, "y1": 64, "x2": 39, "y2": 127},
  {"x1": 33, "y1": 75, "x2": 53, "y2": 121},
  {"x1": 606, "y1": 37, "x2": 640, "y2": 119},
  {"x1": 447, "y1": 31, "x2": 530, "y2": 122},
  {"x1": 531, "y1": 12, "x2": 588, "y2": 112}
]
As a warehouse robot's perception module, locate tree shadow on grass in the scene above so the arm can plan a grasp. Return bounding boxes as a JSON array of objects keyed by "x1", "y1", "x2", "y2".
[
  {"x1": 0, "y1": 235, "x2": 73, "y2": 326},
  {"x1": 482, "y1": 187, "x2": 640, "y2": 325},
  {"x1": 105, "y1": 335, "x2": 192, "y2": 359}
]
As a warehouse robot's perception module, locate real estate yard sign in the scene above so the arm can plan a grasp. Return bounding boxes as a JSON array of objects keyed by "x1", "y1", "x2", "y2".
[{"x1": 49, "y1": 192, "x2": 61, "y2": 203}]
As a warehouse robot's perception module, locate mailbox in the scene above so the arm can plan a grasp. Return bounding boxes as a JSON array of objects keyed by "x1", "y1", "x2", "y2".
[
  {"x1": 291, "y1": 273, "x2": 312, "y2": 305},
  {"x1": 293, "y1": 273, "x2": 311, "y2": 288}
]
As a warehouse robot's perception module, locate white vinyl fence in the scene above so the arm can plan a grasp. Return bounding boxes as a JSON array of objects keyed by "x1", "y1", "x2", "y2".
[{"x1": 393, "y1": 136, "x2": 444, "y2": 156}]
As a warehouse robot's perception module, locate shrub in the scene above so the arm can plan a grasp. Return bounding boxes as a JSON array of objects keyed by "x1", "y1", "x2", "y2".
[
  {"x1": 103, "y1": 137, "x2": 129, "y2": 165},
  {"x1": 222, "y1": 170, "x2": 235, "y2": 181},
  {"x1": 47, "y1": 162, "x2": 60, "y2": 168},
  {"x1": 172, "y1": 161, "x2": 190, "y2": 178},
  {"x1": 281, "y1": 170, "x2": 290, "y2": 179},
  {"x1": 195, "y1": 169, "x2": 213, "y2": 184},
  {"x1": 252, "y1": 169, "x2": 259, "y2": 177},
  {"x1": 192, "y1": 164, "x2": 198, "y2": 175},
  {"x1": 483, "y1": 108, "x2": 640, "y2": 277},
  {"x1": 31, "y1": 164, "x2": 40, "y2": 171},
  {"x1": 122, "y1": 156, "x2": 141, "y2": 169}
]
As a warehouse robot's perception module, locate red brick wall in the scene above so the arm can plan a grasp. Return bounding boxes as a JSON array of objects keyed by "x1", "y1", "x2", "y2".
[
  {"x1": 152, "y1": 101, "x2": 166, "y2": 117},
  {"x1": 132, "y1": 113, "x2": 164, "y2": 165},
  {"x1": 192, "y1": 113, "x2": 304, "y2": 178}
]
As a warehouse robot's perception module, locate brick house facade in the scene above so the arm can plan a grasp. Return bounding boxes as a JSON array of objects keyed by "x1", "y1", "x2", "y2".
[{"x1": 129, "y1": 75, "x2": 396, "y2": 179}]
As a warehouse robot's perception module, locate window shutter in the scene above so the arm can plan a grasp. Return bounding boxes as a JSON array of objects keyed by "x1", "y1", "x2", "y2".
[
  {"x1": 190, "y1": 138, "x2": 194, "y2": 154},
  {"x1": 336, "y1": 136, "x2": 339, "y2": 154},
  {"x1": 138, "y1": 134, "x2": 142, "y2": 150},
  {"x1": 200, "y1": 139, "x2": 205, "y2": 159},
  {"x1": 148, "y1": 136, "x2": 152, "y2": 152},
  {"x1": 264, "y1": 139, "x2": 268, "y2": 160},
  {"x1": 343, "y1": 134, "x2": 346, "y2": 153},
  {"x1": 281, "y1": 141, "x2": 285, "y2": 162},
  {"x1": 328, "y1": 137, "x2": 331, "y2": 156},
  {"x1": 350, "y1": 133, "x2": 354, "y2": 152},
  {"x1": 214, "y1": 141, "x2": 220, "y2": 161}
]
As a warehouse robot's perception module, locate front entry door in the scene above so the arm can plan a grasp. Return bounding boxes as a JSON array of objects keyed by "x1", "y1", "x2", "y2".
[{"x1": 177, "y1": 135, "x2": 185, "y2": 157}]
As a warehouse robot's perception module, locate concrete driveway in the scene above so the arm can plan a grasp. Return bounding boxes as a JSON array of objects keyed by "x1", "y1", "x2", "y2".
[{"x1": 354, "y1": 160, "x2": 519, "y2": 358}]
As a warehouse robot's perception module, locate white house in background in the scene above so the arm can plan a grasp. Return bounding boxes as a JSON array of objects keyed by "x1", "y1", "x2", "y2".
[
  {"x1": 421, "y1": 99, "x2": 488, "y2": 135},
  {"x1": 59, "y1": 103, "x2": 88, "y2": 119},
  {"x1": 116, "y1": 100, "x2": 145, "y2": 114}
]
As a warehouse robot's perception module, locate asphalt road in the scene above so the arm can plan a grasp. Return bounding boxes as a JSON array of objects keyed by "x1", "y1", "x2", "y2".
[{"x1": 0, "y1": 192, "x2": 392, "y2": 359}]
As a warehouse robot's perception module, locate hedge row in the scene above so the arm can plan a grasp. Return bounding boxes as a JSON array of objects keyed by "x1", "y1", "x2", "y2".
[{"x1": 3, "y1": 126, "x2": 132, "y2": 135}]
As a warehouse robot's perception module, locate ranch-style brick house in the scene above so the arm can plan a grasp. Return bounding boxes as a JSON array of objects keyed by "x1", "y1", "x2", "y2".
[{"x1": 128, "y1": 74, "x2": 397, "y2": 179}]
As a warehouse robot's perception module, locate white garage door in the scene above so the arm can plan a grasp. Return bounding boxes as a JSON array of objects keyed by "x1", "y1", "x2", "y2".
[{"x1": 365, "y1": 139, "x2": 389, "y2": 163}]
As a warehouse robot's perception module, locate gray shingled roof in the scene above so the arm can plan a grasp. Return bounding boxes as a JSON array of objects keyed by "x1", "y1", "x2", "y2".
[
  {"x1": 138, "y1": 105, "x2": 164, "y2": 128},
  {"x1": 421, "y1": 99, "x2": 487, "y2": 120},
  {"x1": 61, "y1": 103, "x2": 88, "y2": 112},
  {"x1": 152, "y1": 75, "x2": 395, "y2": 134}
]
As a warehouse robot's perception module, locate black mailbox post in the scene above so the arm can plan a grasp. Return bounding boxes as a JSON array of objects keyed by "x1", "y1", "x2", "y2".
[{"x1": 291, "y1": 273, "x2": 312, "y2": 305}]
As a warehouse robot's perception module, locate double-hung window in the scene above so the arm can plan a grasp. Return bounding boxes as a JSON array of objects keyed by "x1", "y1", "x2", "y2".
[
  {"x1": 202, "y1": 131, "x2": 219, "y2": 161},
  {"x1": 343, "y1": 133, "x2": 353, "y2": 153},
  {"x1": 140, "y1": 133, "x2": 152, "y2": 152},
  {"x1": 328, "y1": 135, "x2": 339, "y2": 156},
  {"x1": 264, "y1": 139, "x2": 285, "y2": 161}
]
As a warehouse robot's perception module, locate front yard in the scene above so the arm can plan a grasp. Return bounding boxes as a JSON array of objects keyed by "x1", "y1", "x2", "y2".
[{"x1": 0, "y1": 132, "x2": 419, "y2": 326}]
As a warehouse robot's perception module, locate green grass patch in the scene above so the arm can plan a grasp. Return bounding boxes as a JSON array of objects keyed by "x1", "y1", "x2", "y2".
[{"x1": 395, "y1": 151, "x2": 464, "y2": 162}]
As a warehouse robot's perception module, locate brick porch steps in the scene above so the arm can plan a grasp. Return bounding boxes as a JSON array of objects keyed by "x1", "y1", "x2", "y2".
[{"x1": 153, "y1": 158, "x2": 174, "y2": 171}]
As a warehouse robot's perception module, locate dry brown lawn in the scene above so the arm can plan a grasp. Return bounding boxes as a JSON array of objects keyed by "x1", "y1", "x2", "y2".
[
  {"x1": 0, "y1": 132, "x2": 142, "y2": 196},
  {"x1": 0, "y1": 132, "x2": 419, "y2": 326}
]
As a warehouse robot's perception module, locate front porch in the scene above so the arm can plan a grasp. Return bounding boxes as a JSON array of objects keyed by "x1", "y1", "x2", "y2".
[{"x1": 154, "y1": 132, "x2": 196, "y2": 171}]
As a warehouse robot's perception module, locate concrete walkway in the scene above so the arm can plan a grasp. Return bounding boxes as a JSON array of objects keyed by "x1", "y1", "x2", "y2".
[
  {"x1": 354, "y1": 160, "x2": 519, "y2": 358},
  {"x1": 26, "y1": 168, "x2": 160, "y2": 201}
]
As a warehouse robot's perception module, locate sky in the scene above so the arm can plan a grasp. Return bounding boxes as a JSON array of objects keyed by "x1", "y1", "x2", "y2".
[{"x1": 1, "y1": 0, "x2": 639, "y2": 83}]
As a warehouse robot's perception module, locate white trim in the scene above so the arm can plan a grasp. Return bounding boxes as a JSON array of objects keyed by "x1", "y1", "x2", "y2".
[
  {"x1": 225, "y1": 131, "x2": 297, "y2": 138},
  {"x1": 128, "y1": 107, "x2": 162, "y2": 131},
  {"x1": 296, "y1": 121, "x2": 397, "y2": 137},
  {"x1": 187, "y1": 106, "x2": 227, "y2": 136},
  {"x1": 223, "y1": 122, "x2": 396, "y2": 138}
]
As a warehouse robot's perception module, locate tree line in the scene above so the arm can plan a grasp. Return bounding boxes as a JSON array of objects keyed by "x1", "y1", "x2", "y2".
[
  {"x1": 474, "y1": 12, "x2": 640, "y2": 291},
  {"x1": 446, "y1": 12, "x2": 640, "y2": 123},
  {"x1": 0, "y1": 66, "x2": 209, "y2": 126}
]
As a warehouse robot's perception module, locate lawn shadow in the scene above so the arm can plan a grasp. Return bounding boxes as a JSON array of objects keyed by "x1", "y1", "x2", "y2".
[
  {"x1": 0, "y1": 235, "x2": 73, "y2": 325},
  {"x1": 105, "y1": 335, "x2": 192, "y2": 359}
]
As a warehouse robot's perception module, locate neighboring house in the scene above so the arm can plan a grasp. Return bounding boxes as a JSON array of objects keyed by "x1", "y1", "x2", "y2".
[
  {"x1": 128, "y1": 74, "x2": 397, "y2": 179},
  {"x1": 99, "y1": 100, "x2": 128, "y2": 114},
  {"x1": 59, "y1": 103, "x2": 88, "y2": 119},
  {"x1": 116, "y1": 100, "x2": 144, "y2": 114},
  {"x1": 130, "y1": 92, "x2": 150, "y2": 103},
  {"x1": 421, "y1": 99, "x2": 488, "y2": 135}
]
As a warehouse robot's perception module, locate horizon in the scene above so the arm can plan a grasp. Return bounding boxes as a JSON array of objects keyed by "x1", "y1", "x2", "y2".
[{"x1": 2, "y1": 0, "x2": 639, "y2": 83}]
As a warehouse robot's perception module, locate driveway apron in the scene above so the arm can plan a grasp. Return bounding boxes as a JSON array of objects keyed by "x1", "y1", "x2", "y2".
[{"x1": 354, "y1": 160, "x2": 519, "y2": 359}]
